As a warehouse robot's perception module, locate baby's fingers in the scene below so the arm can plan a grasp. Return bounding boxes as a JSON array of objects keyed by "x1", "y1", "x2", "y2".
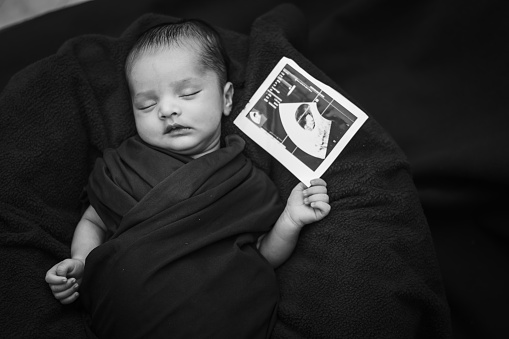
[
  {"x1": 59, "y1": 291, "x2": 80, "y2": 305},
  {"x1": 304, "y1": 181, "x2": 328, "y2": 197},
  {"x1": 310, "y1": 201, "x2": 331, "y2": 217},
  {"x1": 50, "y1": 278, "x2": 76, "y2": 293},
  {"x1": 309, "y1": 178, "x2": 327, "y2": 187},
  {"x1": 53, "y1": 281, "x2": 80, "y2": 302},
  {"x1": 45, "y1": 264, "x2": 68, "y2": 285},
  {"x1": 304, "y1": 193, "x2": 329, "y2": 206}
]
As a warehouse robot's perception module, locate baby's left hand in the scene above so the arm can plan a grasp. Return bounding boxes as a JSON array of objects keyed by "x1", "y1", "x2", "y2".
[{"x1": 284, "y1": 178, "x2": 331, "y2": 228}]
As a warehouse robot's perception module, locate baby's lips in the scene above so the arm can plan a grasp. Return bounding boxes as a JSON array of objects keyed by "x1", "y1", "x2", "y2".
[{"x1": 164, "y1": 123, "x2": 186, "y2": 134}]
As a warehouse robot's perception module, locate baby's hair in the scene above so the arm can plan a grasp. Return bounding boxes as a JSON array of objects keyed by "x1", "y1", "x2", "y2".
[
  {"x1": 125, "y1": 19, "x2": 230, "y2": 87},
  {"x1": 296, "y1": 104, "x2": 312, "y2": 128}
]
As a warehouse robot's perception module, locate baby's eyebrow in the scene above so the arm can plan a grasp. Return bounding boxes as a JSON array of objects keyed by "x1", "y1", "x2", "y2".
[
  {"x1": 170, "y1": 77, "x2": 201, "y2": 90},
  {"x1": 133, "y1": 90, "x2": 155, "y2": 100}
]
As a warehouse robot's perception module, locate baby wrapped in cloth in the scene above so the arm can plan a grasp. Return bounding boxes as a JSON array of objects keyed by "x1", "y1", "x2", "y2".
[{"x1": 80, "y1": 134, "x2": 284, "y2": 338}]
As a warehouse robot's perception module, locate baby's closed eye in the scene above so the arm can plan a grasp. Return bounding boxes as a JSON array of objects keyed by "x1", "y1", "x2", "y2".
[
  {"x1": 179, "y1": 90, "x2": 201, "y2": 99},
  {"x1": 137, "y1": 102, "x2": 156, "y2": 110}
]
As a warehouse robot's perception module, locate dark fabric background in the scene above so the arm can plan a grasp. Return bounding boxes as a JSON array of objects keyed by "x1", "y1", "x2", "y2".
[{"x1": 1, "y1": 1, "x2": 507, "y2": 338}]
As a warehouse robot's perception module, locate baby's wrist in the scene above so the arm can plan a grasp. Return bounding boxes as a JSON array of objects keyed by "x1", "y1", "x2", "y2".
[
  {"x1": 71, "y1": 257, "x2": 86, "y2": 266},
  {"x1": 281, "y1": 207, "x2": 304, "y2": 230}
]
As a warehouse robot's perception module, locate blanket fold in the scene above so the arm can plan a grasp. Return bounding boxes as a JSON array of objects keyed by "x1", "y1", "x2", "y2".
[
  {"x1": 0, "y1": 3, "x2": 451, "y2": 338},
  {"x1": 82, "y1": 134, "x2": 283, "y2": 338}
]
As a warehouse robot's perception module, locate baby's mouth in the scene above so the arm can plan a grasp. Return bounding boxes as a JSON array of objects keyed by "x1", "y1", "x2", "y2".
[{"x1": 164, "y1": 124, "x2": 189, "y2": 134}]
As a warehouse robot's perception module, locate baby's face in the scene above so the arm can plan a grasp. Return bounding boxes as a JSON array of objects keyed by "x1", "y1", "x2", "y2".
[{"x1": 128, "y1": 44, "x2": 233, "y2": 158}]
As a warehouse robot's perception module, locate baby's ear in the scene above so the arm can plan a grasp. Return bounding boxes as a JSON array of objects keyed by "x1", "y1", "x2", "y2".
[{"x1": 222, "y1": 82, "x2": 234, "y2": 116}]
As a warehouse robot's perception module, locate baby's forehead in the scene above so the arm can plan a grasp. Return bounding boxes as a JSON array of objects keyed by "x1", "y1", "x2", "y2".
[
  {"x1": 127, "y1": 47, "x2": 218, "y2": 87},
  {"x1": 151, "y1": 40, "x2": 206, "y2": 65},
  {"x1": 126, "y1": 36, "x2": 223, "y2": 86},
  {"x1": 132, "y1": 42, "x2": 200, "y2": 67}
]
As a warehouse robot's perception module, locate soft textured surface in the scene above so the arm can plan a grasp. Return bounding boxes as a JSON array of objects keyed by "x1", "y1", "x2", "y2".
[
  {"x1": 0, "y1": 3, "x2": 452, "y2": 339},
  {"x1": 304, "y1": 2, "x2": 509, "y2": 338}
]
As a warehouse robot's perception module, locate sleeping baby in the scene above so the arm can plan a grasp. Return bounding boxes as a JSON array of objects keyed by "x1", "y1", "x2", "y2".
[{"x1": 45, "y1": 18, "x2": 330, "y2": 338}]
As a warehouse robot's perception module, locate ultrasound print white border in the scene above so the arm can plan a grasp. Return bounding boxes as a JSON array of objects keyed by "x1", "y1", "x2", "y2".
[{"x1": 234, "y1": 57, "x2": 368, "y2": 186}]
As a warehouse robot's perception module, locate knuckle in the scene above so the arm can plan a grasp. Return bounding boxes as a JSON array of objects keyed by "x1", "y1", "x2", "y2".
[{"x1": 55, "y1": 290, "x2": 68, "y2": 299}]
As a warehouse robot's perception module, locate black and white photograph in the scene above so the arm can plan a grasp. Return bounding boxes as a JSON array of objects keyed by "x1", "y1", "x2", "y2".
[
  {"x1": 235, "y1": 57, "x2": 368, "y2": 186},
  {"x1": 2, "y1": 1, "x2": 507, "y2": 338}
]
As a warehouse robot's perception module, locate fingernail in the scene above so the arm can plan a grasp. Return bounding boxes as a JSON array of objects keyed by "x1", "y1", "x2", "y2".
[
  {"x1": 70, "y1": 278, "x2": 76, "y2": 284},
  {"x1": 302, "y1": 190, "x2": 308, "y2": 197},
  {"x1": 74, "y1": 284, "x2": 79, "y2": 289},
  {"x1": 303, "y1": 198, "x2": 309, "y2": 204}
]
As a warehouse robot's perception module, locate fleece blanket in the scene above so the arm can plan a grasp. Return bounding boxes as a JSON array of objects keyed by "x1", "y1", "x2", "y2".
[
  {"x1": 81, "y1": 134, "x2": 282, "y2": 338},
  {"x1": 0, "y1": 4, "x2": 451, "y2": 338}
]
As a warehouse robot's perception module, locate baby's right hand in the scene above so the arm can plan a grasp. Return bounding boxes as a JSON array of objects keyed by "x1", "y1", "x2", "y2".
[{"x1": 45, "y1": 258, "x2": 84, "y2": 304}]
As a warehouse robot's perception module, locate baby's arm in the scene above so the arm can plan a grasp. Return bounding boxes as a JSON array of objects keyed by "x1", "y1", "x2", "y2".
[
  {"x1": 258, "y1": 178, "x2": 330, "y2": 268},
  {"x1": 45, "y1": 205, "x2": 106, "y2": 304}
]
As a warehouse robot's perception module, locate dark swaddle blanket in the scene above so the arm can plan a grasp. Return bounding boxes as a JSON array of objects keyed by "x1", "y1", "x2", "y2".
[{"x1": 81, "y1": 134, "x2": 283, "y2": 338}]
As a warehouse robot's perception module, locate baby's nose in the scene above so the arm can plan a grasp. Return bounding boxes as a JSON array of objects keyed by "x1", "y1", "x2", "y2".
[{"x1": 158, "y1": 101, "x2": 181, "y2": 119}]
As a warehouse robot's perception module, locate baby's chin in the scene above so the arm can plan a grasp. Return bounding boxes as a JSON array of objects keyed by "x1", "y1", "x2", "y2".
[
  {"x1": 161, "y1": 140, "x2": 220, "y2": 159},
  {"x1": 139, "y1": 131, "x2": 222, "y2": 158}
]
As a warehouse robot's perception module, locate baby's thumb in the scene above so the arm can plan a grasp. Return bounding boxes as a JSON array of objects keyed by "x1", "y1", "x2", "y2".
[{"x1": 55, "y1": 260, "x2": 73, "y2": 277}]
